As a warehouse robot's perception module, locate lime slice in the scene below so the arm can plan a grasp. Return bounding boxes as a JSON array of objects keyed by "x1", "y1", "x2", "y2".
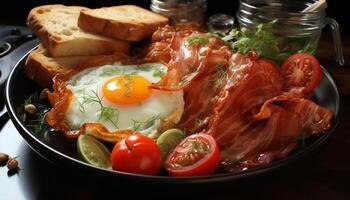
[
  {"x1": 156, "y1": 129, "x2": 186, "y2": 160},
  {"x1": 77, "y1": 134, "x2": 111, "y2": 169}
]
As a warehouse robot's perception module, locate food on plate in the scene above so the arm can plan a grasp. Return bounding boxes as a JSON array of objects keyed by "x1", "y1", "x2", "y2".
[
  {"x1": 78, "y1": 5, "x2": 169, "y2": 41},
  {"x1": 156, "y1": 128, "x2": 186, "y2": 160},
  {"x1": 281, "y1": 53, "x2": 322, "y2": 93},
  {"x1": 165, "y1": 133, "x2": 220, "y2": 176},
  {"x1": 27, "y1": 5, "x2": 130, "y2": 57},
  {"x1": 77, "y1": 134, "x2": 111, "y2": 168},
  {"x1": 22, "y1": 4, "x2": 334, "y2": 176},
  {"x1": 25, "y1": 45, "x2": 102, "y2": 87},
  {"x1": 45, "y1": 55, "x2": 184, "y2": 142},
  {"x1": 147, "y1": 26, "x2": 333, "y2": 173},
  {"x1": 111, "y1": 133, "x2": 161, "y2": 175}
]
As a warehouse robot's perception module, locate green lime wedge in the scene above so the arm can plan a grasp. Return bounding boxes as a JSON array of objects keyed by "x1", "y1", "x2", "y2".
[
  {"x1": 77, "y1": 134, "x2": 111, "y2": 169},
  {"x1": 156, "y1": 129, "x2": 186, "y2": 160}
]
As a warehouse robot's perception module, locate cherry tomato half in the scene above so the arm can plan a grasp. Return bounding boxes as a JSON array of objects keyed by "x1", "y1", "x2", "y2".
[
  {"x1": 281, "y1": 53, "x2": 322, "y2": 93},
  {"x1": 165, "y1": 133, "x2": 220, "y2": 176},
  {"x1": 111, "y1": 133, "x2": 161, "y2": 175},
  {"x1": 259, "y1": 59, "x2": 283, "y2": 90}
]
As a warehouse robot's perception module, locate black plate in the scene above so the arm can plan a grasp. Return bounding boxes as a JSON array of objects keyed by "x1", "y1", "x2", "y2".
[{"x1": 5, "y1": 43, "x2": 341, "y2": 184}]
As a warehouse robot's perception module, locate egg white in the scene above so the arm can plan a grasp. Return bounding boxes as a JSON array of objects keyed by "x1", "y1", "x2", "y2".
[{"x1": 64, "y1": 62, "x2": 184, "y2": 136}]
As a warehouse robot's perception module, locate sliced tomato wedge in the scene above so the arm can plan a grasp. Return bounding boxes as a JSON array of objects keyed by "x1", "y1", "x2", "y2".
[
  {"x1": 164, "y1": 133, "x2": 220, "y2": 176},
  {"x1": 259, "y1": 59, "x2": 283, "y2": 90},
  {"x1": 281, "y1": 53, "x2": 322, "y2": 93}
]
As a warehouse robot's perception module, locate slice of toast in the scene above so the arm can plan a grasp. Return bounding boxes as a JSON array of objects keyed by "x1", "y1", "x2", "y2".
[
  {"x1": 24, "y1": 45, "x2": 102, "y2": 87},
  {"x1": 78, "y1": 5, "x2": 169, "y2": 42},
  {"x1": 27, "y1": 5, "x2": 130, "y2": 57}
]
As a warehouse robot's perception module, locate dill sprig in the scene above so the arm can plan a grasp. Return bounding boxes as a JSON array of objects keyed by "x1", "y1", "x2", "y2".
[
  {"x1": 79, "y1": 90, "x2": 119, "y2": 129},
  {"x1": 152, "y1": 69, "x2": 165, "y2": 78},
  {"x1": 214, "y1": 64, "x2": 227, "y2": 89},
  {"x1": 132, "y1": 114, "x2": 161, "y2": 132},
  {"x1": 26, "y1": 111, "x2": 47, "y2": 133},
  {"x1": 22, "y1": 92, "x2": 50, "y2": 133},
  {"x1": 23, "y1": 92, "x2": 38, "y2": 105}
]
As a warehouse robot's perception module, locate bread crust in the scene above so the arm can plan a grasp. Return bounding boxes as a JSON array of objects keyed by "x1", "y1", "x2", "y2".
[
  {"x1": 25, "y1": 46, "x2": 59, "y2": 88},
  {"x1": 24, "y1": 45, "x2": 110, "y2": 87},
  {"x1": 27, "y1": 5, "x2": 130, "y2": 57},
  {"x1": 78, "y1": 5, "x2": 169, "y2": 41}
]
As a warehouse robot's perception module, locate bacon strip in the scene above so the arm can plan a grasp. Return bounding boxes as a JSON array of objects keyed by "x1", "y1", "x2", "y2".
[
  {"x1": 145, "y1": 26, "x2": 333, "y2": 172},
  {"x1": 145, "y1": 26, "x2": 334, "y2": 172}
]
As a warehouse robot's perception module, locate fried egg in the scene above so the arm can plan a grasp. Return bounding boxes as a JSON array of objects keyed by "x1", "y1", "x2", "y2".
[{"x1": 64, "y1": 62, "x2": 184, "y2": 137}]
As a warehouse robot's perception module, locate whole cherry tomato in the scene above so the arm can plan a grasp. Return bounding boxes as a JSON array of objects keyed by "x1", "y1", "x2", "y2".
[{"x1": 111, "y1": 133, "x2": 161, "y2": 175}]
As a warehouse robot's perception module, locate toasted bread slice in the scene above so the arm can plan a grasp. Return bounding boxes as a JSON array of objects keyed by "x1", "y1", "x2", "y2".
[
  {"x1": 27, "y1": 5, "x2": 130, "y2": 57},
  {"x1": 24, "y1": 45, "x2": 102, "y2": 87},
  {"x1": 78, "y1": 5, "x2": 169, "y2": 42}
]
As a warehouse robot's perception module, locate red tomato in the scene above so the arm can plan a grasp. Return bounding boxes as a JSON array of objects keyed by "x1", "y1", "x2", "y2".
[
  {"x1": 111, "y1": 133, "x2": 161, "y2": 175},
  {"x1": 281, "y1": 53, "x2": 322, "y2": 93},
  {"x1": 165, "y1": 133, "x2": 220, "y2": 176},
  {"x1": 259, "y1": 59, "x2": 283, "y2": 90}
]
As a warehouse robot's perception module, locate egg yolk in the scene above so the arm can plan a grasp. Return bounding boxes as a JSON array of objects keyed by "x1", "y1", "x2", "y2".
[{"x1": 102, "y1": 75, "x2": 153, "y2": 105}]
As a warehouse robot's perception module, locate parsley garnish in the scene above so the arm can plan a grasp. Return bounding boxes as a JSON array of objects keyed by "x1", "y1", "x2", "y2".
[
  {"x1": 186, "y1": 34, "x2": 210, "y2": 46},
  {"x1": 209, "y1": 19, "x2": 317, "y2": 64}
]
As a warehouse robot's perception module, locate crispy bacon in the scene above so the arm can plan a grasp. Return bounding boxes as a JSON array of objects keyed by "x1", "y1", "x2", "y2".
[
  {"x1": 151, "y1": 30, "x2": 231, "y2": 91},
  {"x1": 144, "y1": 26, "x2": 333, "y2": 172},
  {"x1": 207, "y1": 54, "x2": 333, "y2": 172}
]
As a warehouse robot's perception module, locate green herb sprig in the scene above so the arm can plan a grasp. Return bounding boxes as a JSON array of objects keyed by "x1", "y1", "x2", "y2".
[
  {"x1": 22, "y1": 93, "x2": 50, "y2": 133},
  {"x1": 79, "y1": 90, "x2": 119, "y2": 129},
  {"x1": 132, "y1": 114, "x2": 160, "y2": 132},
  {"x1": 209, "y1": 19, "x2": 317, "y2": 64}
]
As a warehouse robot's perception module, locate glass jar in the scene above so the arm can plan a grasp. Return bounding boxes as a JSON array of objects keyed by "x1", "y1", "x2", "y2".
[
  {"x1": 150, "y1": 0, "x2": 207, "y2": 27},
  {"x1": 236, "y1": 0, "x2": 344, "y2": 65}
]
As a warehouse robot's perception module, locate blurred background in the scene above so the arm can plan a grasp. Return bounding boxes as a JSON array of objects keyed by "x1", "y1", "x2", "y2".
[{"x1": 0, "y1": 0, "x2": 348, "y2": 36}]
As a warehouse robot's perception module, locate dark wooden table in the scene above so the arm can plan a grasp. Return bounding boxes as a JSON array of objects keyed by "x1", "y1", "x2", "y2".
[{"x1": 1, "y1": 32, "x2": 350, "y2": 200}]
